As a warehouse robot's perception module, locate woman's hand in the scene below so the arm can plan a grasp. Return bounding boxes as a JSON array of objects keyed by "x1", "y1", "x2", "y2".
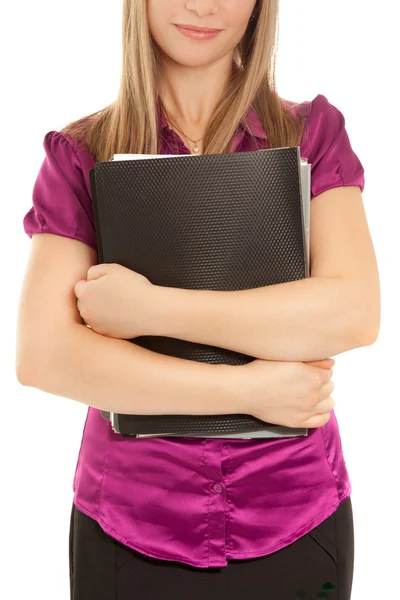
[
  {"x1": 240, "y1": 357, "x2": 336, "y2": 429},
  {"x1": 74, "y1": 263, "x2": 157, "y2": 339}
]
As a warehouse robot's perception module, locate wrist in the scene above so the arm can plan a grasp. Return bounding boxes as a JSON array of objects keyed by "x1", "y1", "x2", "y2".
[
  {"x1": 148, "y1": 284, "x2": 180, "y2": 337},
  {"x1": 147, "y1": 287, "x2": 252, "y2": 415},
  {"x1": 216, "y1": 363, "x2": 252, "y2": 416}
]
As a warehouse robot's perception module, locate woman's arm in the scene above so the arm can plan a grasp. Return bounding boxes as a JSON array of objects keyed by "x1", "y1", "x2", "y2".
[
  {"x1": 16, "y1": 234, "x2": 244, "y2": 416},
  {"x1": 20, "y1": 322, "x2": 244, "y2": 416},
  {"x1": 151, "y1": 187, "x2": 381, "y2": 361}
]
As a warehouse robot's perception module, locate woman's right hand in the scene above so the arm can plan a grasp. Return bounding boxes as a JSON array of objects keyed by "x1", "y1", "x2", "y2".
[{"x1": 240, "y1": 357, "x2": 336, "y2": 429}]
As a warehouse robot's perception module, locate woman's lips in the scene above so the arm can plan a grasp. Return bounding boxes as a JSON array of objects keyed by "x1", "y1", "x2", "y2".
[{"x1": 175, "y1": 24, "x2": 222, "y2": 40}]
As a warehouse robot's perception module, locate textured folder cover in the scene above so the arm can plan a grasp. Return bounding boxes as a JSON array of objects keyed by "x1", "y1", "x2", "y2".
[{"x1": 89, "y1": 147, "x2": 309, "y2": 438}]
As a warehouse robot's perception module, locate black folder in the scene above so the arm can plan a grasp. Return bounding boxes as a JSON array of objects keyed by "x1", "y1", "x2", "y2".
[{"x1": 88, "y1": 146, "x2": 310, "y2": 439}]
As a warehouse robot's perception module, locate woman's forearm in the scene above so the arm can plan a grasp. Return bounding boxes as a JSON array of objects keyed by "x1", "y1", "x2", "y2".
[
  {"x1": 23, "y1": 323, "x2": 245, "y2": 416},
  {"x1": 152, "y1": 277, "x2": 377, "y2": 362}
]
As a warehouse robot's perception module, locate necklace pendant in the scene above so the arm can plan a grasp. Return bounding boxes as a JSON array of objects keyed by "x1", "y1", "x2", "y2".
[{"x1": 193, "y1": 145, "x2": 199, "y2": 153}]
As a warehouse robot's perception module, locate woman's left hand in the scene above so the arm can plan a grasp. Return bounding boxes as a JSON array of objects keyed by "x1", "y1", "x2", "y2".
[{"x1": 74, "y1": 263, "x2": 158, "y2": 339}]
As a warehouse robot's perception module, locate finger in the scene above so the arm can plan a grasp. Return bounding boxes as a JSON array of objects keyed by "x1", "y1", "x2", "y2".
[
  {"x1": 74, "y1": 279, "x2": 86, "y2": 298},
  {"x1": 307, "y1": 358, "x2": 335, "y2": 369},
  {"x1": 87, "y1": 263, "x2": 112, "y2": 280},
  {"x1": 317, "y1": 358, "x2": 335, "y2": 367}
]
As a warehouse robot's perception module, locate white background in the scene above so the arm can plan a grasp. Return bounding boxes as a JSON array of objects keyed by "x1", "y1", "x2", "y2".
[{"x1": 2, "y1": 0, "x2": 399, "y2": 598}]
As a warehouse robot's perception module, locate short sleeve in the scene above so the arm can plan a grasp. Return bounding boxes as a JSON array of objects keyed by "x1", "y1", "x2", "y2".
[
  {"x1": 23, "y1": 130, "x2": 98, "y2": 252},
  {"x1": 303, "y1": 94, "x2": 365, "y2": 200}
]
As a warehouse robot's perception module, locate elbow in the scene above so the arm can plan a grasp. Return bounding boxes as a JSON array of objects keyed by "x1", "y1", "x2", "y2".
[
  {"x1": 16, "y1": 327, "x2": 42, "y2": 386},
  {"x1": 15, "y1": 343, "x2": 50, "y2": 388},
  {"x1": 356, "y1": 325, "x2": 379, "y2": 347},
  {"x1": 350, "y1": 283, "x2": 381, "y2": 347},
  {"x1": 336, "y1": 310, "x2": 380, "y2": 353},
  {"x1": 363, "y1": 321, "x2": 380, "y2": 346},
  {"x1": 16, "y1": 366, "x2": 29, "y2": 386},
  {"x1": 16, "y1": 356, "x2": 41, "y2": 387},
  {"x1": 354, "y1": 311, "x2": 381, "y2": 347},
  {"x1": 15, "y1": 345, "x2": 33, "y2": 386}
]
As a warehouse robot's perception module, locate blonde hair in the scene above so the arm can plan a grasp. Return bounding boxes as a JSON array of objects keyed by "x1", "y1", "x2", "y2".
[{"x1": 60, "y1": 0, "x2": 308, "y2": 161}]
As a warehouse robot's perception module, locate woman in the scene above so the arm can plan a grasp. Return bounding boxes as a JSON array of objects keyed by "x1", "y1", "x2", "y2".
[{"x1": 17, "y1": 1, "x2": 380, "y2": 599}]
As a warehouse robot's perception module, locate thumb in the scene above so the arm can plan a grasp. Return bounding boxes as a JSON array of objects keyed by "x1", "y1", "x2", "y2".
[
  {"x1": 306, "y1": 358, "x2": 335, "y2": 369},
  {"x1": 74, "y1": 279, "x2": 87, "y2": 298},
  {"x1": 86, "y1": 263, "x2": 111, "y2": 281}
]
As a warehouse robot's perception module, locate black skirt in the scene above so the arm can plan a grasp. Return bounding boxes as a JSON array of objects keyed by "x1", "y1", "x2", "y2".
[{"x1": 69, "y1": 496, "x2": 354, "y2": 600}]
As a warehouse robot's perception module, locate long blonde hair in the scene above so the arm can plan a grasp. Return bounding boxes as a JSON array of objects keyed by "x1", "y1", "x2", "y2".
[{"x1": 60, "y1": 0, "x2": 308, "y2": 161}]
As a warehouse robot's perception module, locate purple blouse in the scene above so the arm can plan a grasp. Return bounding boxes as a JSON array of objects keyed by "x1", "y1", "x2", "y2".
[{"x1": 23, "y1": 94, "x2": 365, "y2": 568}]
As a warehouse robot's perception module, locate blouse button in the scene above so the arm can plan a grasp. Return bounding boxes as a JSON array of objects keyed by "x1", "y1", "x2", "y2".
[{"x1": 213, "y1": 483, "x2": 222, "y2": 494}]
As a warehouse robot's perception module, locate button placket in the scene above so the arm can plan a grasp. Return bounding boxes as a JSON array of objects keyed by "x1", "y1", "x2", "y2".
[{"x1": 203, "y1": 438, "x2": 227, "y2": 566}]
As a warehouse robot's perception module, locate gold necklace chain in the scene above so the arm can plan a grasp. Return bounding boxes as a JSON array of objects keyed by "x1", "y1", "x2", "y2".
[{"x1": 159, "y1": 99, "x2": 205, "y2": 154}]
